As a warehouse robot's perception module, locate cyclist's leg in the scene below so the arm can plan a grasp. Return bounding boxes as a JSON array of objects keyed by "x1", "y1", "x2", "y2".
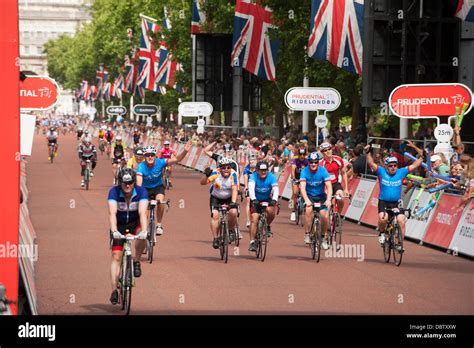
[
  {"x1": 110, "y1": 230, "x2": 125, "y2": 291},
  {"x1": 249, "y1": 205, "x2": 260, "y2": 241},
  {"x1": 333, "y1": 183, "x2": 344, "y2": 212},
  {"x1": 266, "y1": 205, "x2": 276, "y2": 225},
  {"x1": 320, "y1": 206, "x2": 330, "y2": 237},
  {"x1": 377, "y1": 200, "x2": 389, "y2": 232},
  {"x1": 304, "y1": 202, "x2": 313, "y2": 234},
  {"x1": 132, "y1": 225, "x2": 146, "y2": 262},
  {"x1": 396, "y1": 213, "x2": 407, "y2": 240},
  {"x1": 291, "y1": 184, "x2": 299, "y2": 211},
  {"x1": 245, "y1": 196, "x2": 251, "y2": 226},
  {"x1": 210, "y1": 197, "x2": 220, "y2": 239}
]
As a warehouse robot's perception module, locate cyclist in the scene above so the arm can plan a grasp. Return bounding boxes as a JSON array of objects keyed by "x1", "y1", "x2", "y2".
[
  {"x1": 76, "y1": 127, "x2": 84, "y2": 140},
  {"x1": 78, "y1": 137, "x2": 97, "y2": 187},
  {"x1": 132, "y1": 128, "x2": 141, "y2": 148},
  {"x1": 243, "y1": 153, "x2": 258, "y2": 228},
  {"x1": 136, "y1": 141, "x2": 192, "y2": 236},
  {"x1": 300, "y1": 152, "x2": 332, "y2": 248},
  {"x1": 111, "y1": 136, "x2": 127, "y2": 184},
  {"x1": 46, "y1": 127, "x2": 59, "y2": 160},
  {"x1": 319, "y1": 142, "x2": 350, "y2": 213},
  {"x1": 158, "y1": 140, "x2": 177, "y2": 187},
  {"x1": 203, "y1": 141, "x2": 239, "y2": 175},
  {"x1": 127, "y1": 147, "x2": 145, "y2": 170},
  {"x1": 98, "y1": 126, "x2": 106, "y2": 140},
  {"x1": 365, "y1": 145, "x2": 423, "y2": 246},
  {"x1": 105, "y1": 127, "x2": 114, "y2": 144},
  {"x1": 290, "y1": 147, "x2": 309, "y2": 222},
  {"x1": 248, "y1": 161, "x2": 279, "y2": 252},
  {"x1": 108, "y1": 168, "x2": 149, "y2": 305},
  {"x1": 201, "y1": 157, "x2": 239, "y2": 249}
]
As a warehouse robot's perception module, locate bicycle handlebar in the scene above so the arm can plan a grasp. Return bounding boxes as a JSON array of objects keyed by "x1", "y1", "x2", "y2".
[{"x1": 384, "y1": 207, "x2": 411, "y2": 219}]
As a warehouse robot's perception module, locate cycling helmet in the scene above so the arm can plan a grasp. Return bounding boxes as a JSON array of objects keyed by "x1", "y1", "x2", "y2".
[
  {"x1": 384, "y1": 156, "x2": 398, "y2": 166},
  {"x1": 49, "y1": 127, "x2": 55, "y2": 131},
  {"x1": 223, "y1": 143, "x2": 232, "y2": 152},
  {"x1": 78, "y1": 127, "x2": 83, "y2": 131},
  {"x1": 134, "y1": 147, "x2": 144, "y2": 156},
  {"x1": 116, "y1": 135, "x2": 122, "y2": 141},
  {"x1": 83, "y1": 137, "x2": 92, "y2": 144},
  {"x1": 218, "y1": 157, "x2": 232, "y2": 167},
  {"x1": 143, "y1": 145, "x2": 157, "y2": 155},
  {"x1": 257, "y1": 161, "x2": 269, "y2": 170},
  {"x1": 164, "y1": 140, "x2": 170, "y2": 145},
  {"x1": 319, "y1": 142, "x2": 332, "y2": 151},
  {"x1": 308, "y1": 152, "x2": 321, "y2": 162},
  {"x1": 298, "y1": 147, "x2": 306, "y2": 155},
  {"x1": 107, "y1": 127, "x2": 112, "y2": 131},
  {"x1": 118, "y1": 168, "x2": 136, "y2": 185},
  {"x1": 101, "y1": 125, "x2": 107, "y2": 130}
]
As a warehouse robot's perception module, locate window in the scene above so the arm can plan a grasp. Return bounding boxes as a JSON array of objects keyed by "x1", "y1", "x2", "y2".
[{"x1": 24, "y1": 46, "x2": 30, "y2": 54}]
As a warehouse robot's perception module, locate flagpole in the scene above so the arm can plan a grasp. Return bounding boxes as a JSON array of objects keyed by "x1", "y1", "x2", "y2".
[
  {"x1": 102, "y1": 98, "x2": 105, "y2": 121},
  {"x1": 139, "y1": 13, "x2": 157, "y2": 22},
  {"x1": 130, "y1": 95, "x2": 134, "y2": 121}
]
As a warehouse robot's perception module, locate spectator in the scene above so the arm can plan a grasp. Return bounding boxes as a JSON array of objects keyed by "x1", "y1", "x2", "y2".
[{"x1": 430, "y1": 154, "x2": 450, "y2": 176}]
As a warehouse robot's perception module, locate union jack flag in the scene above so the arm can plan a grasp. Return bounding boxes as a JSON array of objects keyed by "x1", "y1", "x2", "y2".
[
  {"x1": 90, "y1": 85, "x2": 97, "y2": 101},
  {"x1": 137, "y1": 17, "x2": 160, "y2": 91},
  {"x1": 308, "y1": 0, "x2": 364, "y2": 75},
  {"x1": 79, "y1": 80, "x2": 88, "y2": 100},
  {"x1": 96, "y1": 65, "x2": 105, "y2": 99},
  {"x1": 455, "y1": 0, "x2": 474, "y2": 21},
  {"x1": 123, "y1": 55, "x2": 134, "y2": 94},
  {"x1": 231, "y1": 0, "x2": 279, "y2": 81},
  {"x1": 192, "y1": 0, "x2": 206, "y2": 34},
  {"x1": 103, "y1": 82, "x2": 111, "y2": 101},
  {"x1": 113, "y1": 69, "x2": 124, "y2": 99}
]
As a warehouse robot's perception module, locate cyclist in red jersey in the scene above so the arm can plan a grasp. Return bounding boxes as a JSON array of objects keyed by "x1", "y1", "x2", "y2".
[
  {"x1": 319, "y1": 142, "x2": 349, "y2": 213},
  {"x1": 158, "y1": 140, "x2": 177, "y2": 185}
]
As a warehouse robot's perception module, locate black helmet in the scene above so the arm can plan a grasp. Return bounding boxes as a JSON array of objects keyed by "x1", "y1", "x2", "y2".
[
  {"x1": 223, "y1": 143, "x2": 232, "y2": 152},
  {"x1": 134, "y1": 147, "x2": 144, "y2": 156},
  {"x1": 256, "y1": 161, "x2": 269, "y2": 171},
  {"x1": 118, "y1": 168, "x2": 136, "y2": 185}
]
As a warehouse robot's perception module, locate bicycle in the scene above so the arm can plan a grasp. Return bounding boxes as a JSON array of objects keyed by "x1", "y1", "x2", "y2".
[
  {"x1": 146, "y1": 197, "x2": 170, "y2": 264},
  {"x1": 163, "y1": 167, "x2": 171, "y2": 190},
  {"x1": 382, "y1": 207, "x2": 411, "y2": 267},
  {"x1": 309, "y1": 202, "x2": 324, "y2": 262},
  {"x1": 83, "y1": 159, "x2": 92, "y2": 190},
  {"x1": 48, "y1": 143, "x2": 56, "y2": 163},
  {"x1": 328, "y1": 194, "x2": 351, "y2": 251},
  {"x1": 116, "y1": 231, "x2": 139, "y2": 315},
  {"x1": 217, "y1": 204, "x2": 233, "y2": 263},
  {"x1": 98, "y1": 139, "x2": 106, "y2": 155},
  {"x1": 254, "y1": 201, "x2": 279, "y2": 262},
  {"x1": 293, "y1": 180, "x2": 304, "y2": 226}
]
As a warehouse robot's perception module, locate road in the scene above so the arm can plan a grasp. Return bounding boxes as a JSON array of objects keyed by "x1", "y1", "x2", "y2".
[{"x1": 27, "y1": 132, "x2": 473, "y2": 315}]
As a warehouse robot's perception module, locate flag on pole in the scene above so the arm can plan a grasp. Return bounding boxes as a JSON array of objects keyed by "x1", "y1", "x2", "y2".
[
  {"x1": 192, "y1": 0, "x2": 206, "y2": 34},
  {"x1": 307, "y1": 0, "x2": 364, "y2": 75},
  {"x1": 230, "y1": 0, "x2": 279, "y2": 81},
  {"x1": 455, "y1": 0, "x2": 474, "y2": 21},
  {"x1": 113, "y1": 69, "x2": 124, "y2": 99},
  {"x1": 96, "y1": 65, "x2": 105, "y2": 99},
  {"x1": 137, "y1": 16, "x2": 160, "y2": 91}
]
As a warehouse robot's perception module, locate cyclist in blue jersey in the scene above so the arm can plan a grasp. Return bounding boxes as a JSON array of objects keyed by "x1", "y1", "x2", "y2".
[
  {"x1": 365, "y1": 145, "x2": 423, "y2": 246},
  {"x1": 300, "y1": 152, "x2": 333, "y2": 248},
  {"x1": 136, "y1": 140, "x2": 192, "y2": 236},
  {"x1": 108, "y1": 168, "x2": 148, "y2": 305},
  {"x1": 290, "y1": 147, "x2": 309, "y2": 222},
  {"x1": 248, "y1": 161, "x2": 279, "y2": 252},
  {"x1": 243, "y1": 153, "x2": 258, "y2": 227}
]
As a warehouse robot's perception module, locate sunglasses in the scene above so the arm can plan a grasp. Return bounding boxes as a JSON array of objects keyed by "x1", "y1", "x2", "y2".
[
  {"x1": 145, "y1": 154, "x2": 155, "y2": 157},
  {"x1": 321, "y1": 149, "x2": 330, "y2": 153},
  {"x1": 310, "y1": 161, "x2": 319, "y2": 164},
  {"x1": 387, "y1": 164, "x2": 397, "y2": 168},
  {"x1": 121, "y1": 182, "x2": 134, "y2": 186},
  {"x1": 220, "y1": 165, "x2": 231, "y2": 170}
]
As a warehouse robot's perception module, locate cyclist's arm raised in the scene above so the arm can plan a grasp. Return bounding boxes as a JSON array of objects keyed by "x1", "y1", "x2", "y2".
[
  {"x1": 407, "y1": 155, "x2": 424, "y2": 173},
  {"x1": 167, "y1": 140, "x2": 193, "y2": 165},
  {"x1": 364, "y1": 145, "x2": 378, "y2": 173},
  {"x1": 203, "y1": 141, "x2": 217, "y2": 157}
]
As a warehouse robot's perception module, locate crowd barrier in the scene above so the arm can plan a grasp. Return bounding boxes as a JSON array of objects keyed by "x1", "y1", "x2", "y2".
[
  {"x1": 171, "y1": 143, "x2": 473, "y2": 258},
  {"x1": 19, "y1": 161, "x2": 38, "y2": 315}
]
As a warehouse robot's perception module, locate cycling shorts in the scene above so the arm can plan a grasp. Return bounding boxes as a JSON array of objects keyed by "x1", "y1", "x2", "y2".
[
  {"x1": 110, "y1": 221, "x2": 142, "y2": 251},
  {"x1": 146, "y1": 186, "x2": 165, "y2": 200}
]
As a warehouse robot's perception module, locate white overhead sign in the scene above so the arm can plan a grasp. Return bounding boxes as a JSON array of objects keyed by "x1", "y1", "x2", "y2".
[
  {"x1": 434, "y1": 124, "x2": 454, "y2": 142},
  {"x1": 285, "y1": 87, "x2": 341, "y2": 111},
  {"x1": 178, "y1": 102, "x2": 213, "y2": 117},
  {"x1": 315, "y1": 115, "x2": 328, "y2": 128}
]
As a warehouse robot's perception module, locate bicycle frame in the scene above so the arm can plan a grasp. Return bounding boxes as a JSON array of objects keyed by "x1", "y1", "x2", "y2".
[{"x1": 118, "y1": 233, "x2": 138, "y2": 315}]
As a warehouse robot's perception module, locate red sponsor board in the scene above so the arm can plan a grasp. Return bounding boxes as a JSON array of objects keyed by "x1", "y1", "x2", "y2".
[
  {"x1": 278, "y1": 162, "x2": 292, "y2": 195},
  {"x1": 341, "y1": 177, "x2": 360, "y2": 216},
  {"x1": 360, "y1": 183, "x2": 380, "y2": 226},
  {"x1": 389, "y1": 83, "x2": 473, "y2": 118},
  {"x1": 422, "y1": 194, "x2": 464, "y2": 248},
  {"x1": 20, "y1": 76, "x2": 59, "y2": 111},
  {"x1": 191, "y1": 147, "x2": 202, "y2": 168}
]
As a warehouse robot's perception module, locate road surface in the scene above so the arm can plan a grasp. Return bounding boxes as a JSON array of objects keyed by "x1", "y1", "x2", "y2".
[{"x1": 26, "y1": 132, "x2": 473, "y2": 315}]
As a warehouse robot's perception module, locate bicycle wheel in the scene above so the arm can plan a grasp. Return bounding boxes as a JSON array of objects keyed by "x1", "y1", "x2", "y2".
[
  {"x1": 85, "y1": 169, "x2": 90, "y2": 190},
  {"x1": 383, "y1": 232, "x2": 391, "y2": 263},
  {"x1": 334, "y1": 213, "x2": 342, "y2": 251},
  {"x1": 260, "y1": 224, "x2": 268, "y2": 262},
  {"x1": 299, "y1": 201, "x2": 305, "y2": 227},
  {"x1": 311, "y1": 220, "x2": 321, "y2": 262},
  {"x1": 256, "y1": 220, "x2": 263, "y2": 259},
  {"x1": 120, "y1": 257, "x2": 127, "y2": 310},
  {"x1": 50, "y1": 148, "x2": 54, "y2": 163},
  {"x1": 294, "y1": 203, "x2": 300, "y2": 225},
  {"x1": 223, "y1": 220, "x2": 229, "y2": 264},
  {"x1": 392, "y1": 225, "x2": 403, "y2": 267},
  {"x1": 235, "y1": 225, "x2": 240, "y2": 247},
  {"x1": 124, "y1": 256, "x2": 133, "y2": 315},
  {"x1": 147, "y1": 209, "x2": 155, "y2": 264}
]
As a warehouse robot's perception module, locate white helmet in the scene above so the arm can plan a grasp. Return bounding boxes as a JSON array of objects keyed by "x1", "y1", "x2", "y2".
[
  {"x1": 116, "y1": 135, "x2": 122, "y2": 141},
  {"x1": 83, "y1": 137, "x2": 92, "y2": 144},
  {"x1": 101, "y1": 125, "x2": 107, "y2": 130},
  {"x1": 143, "y1": 146, "x2": 157, "y2": 155},
  {"x1": 218, "y1": 157, "x2": 232, "y2": 167},
  {"x1": 164, "y1": 140, "x2": 170, "y2": 145}
]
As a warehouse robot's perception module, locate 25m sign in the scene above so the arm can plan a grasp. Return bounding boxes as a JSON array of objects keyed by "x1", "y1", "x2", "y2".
[{"x1": 20, "y1": 76, "x2": 60, "y2": 111}]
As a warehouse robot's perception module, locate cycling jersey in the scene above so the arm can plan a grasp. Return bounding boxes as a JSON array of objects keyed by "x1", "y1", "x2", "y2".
[
  {"x1": 158, "y1": 147, "x2": 176, "y2": 159},
  {"x1": 108, "y1": 186, "x2": 148, "y2": 225},
  {"x1": 300, "y1": 165, "x2": 331, "y2": 198},
  {"x1": 98, "y1": 130, "x2": 105, "y2": 139},
  {"x1": 208, "y1": 169, "x2": 238, "y2": 199},
  {"x1": 78, "y1": 144, "x2": 97, "y2": 159},
  {"x1": 126, "y1": 157, "x2": 141, "y2": 170},
  {"x1": 376, "y1": 165, "x2": 409, "y2": 202},
  {"x1": 320, "y1": 156, "x2": 344, "y2": 184},
  {"x1": 136, "y1": 159, "x2": 168, "y2": 189},
  {"x1": 46, "y1": 131, "x2": 58, "y2": 141},
  {"x1": 292, "y1": 158, "x2": 309, "y2": 179},
  {"x1": 243, "y1": 164, "x2": 256, "y2": 176},
  {"x1": 111, "y1": 142, "x2": 126, "y2": 158},
  {"x1": 249, "y1": 172, "x2": 278, "y2": 201},
  {"x1": 105, "y1": 131, "x2": 114, "y2": 142}
]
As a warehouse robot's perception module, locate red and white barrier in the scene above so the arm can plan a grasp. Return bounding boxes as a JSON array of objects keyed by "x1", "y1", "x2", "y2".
[
  {"x1": 448, "y1": 206, "x2": 474, "y2": 257},
  {"x1": 344, "y1": 179, "x2": 376, "y2": 221},
  {"x1": 359, "y1": 183, "x2": 380, "y2": 227},
  {"x1": 404, "y1": 188, "x2": 436, "y2": 241}
]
